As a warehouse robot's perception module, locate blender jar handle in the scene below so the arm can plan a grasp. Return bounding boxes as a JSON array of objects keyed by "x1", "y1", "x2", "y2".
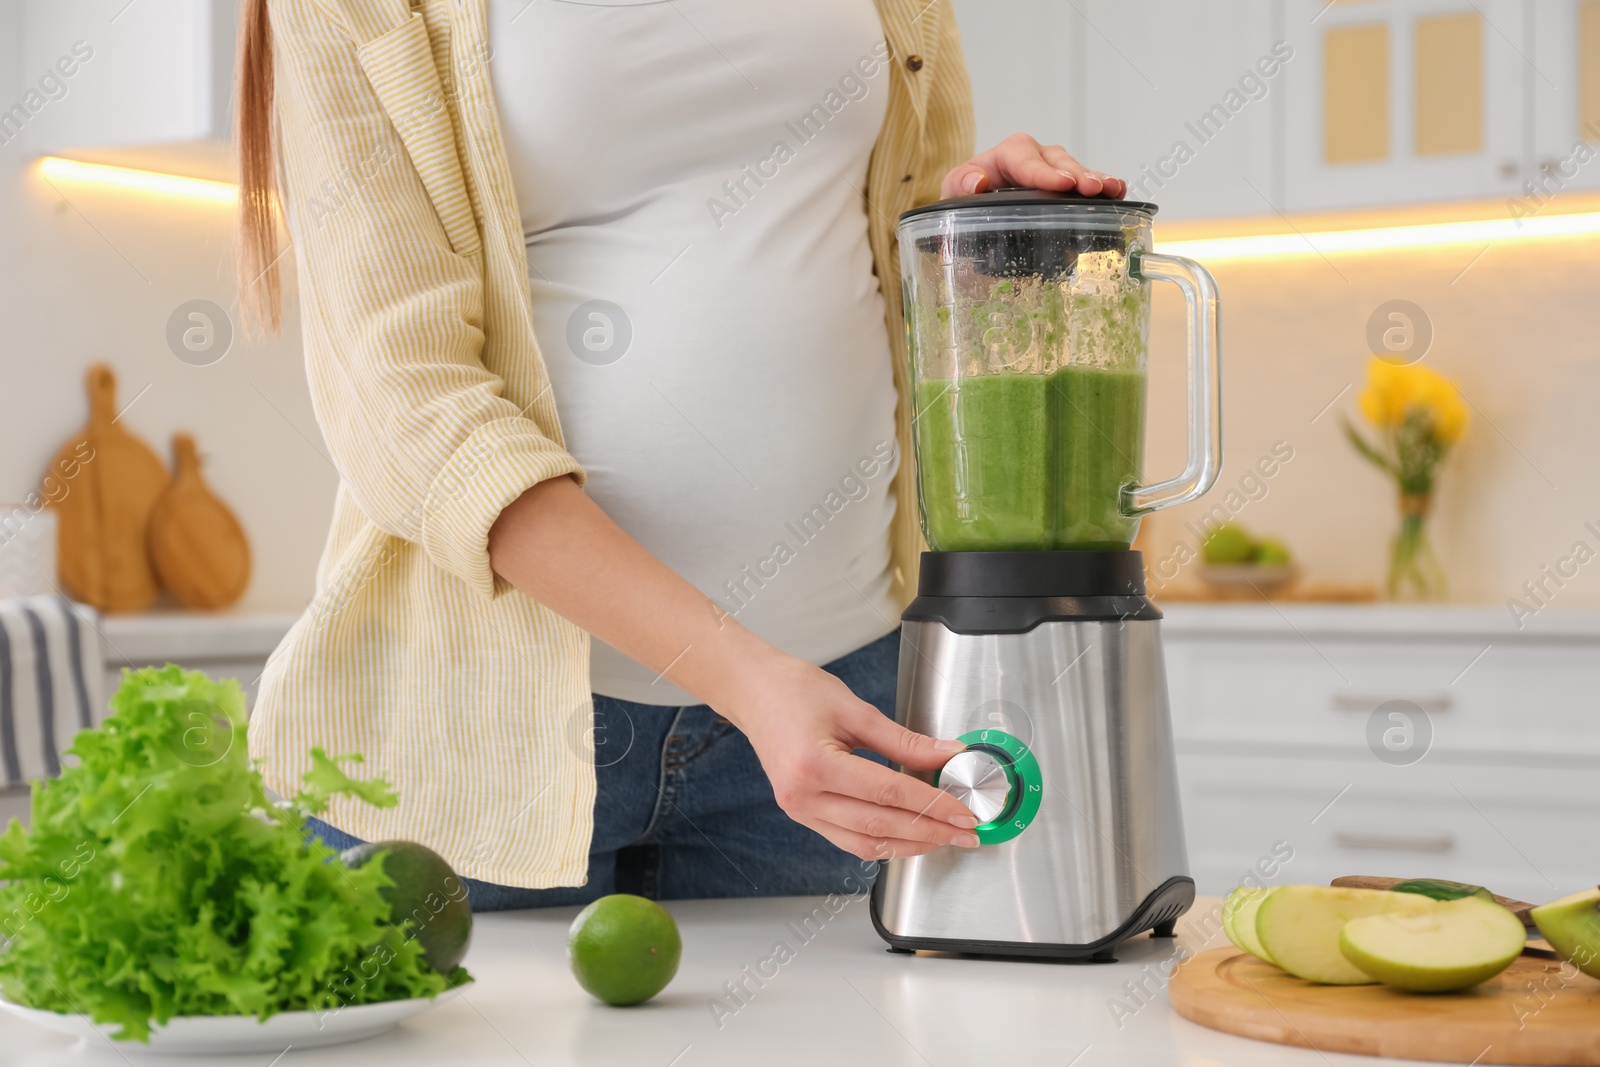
[{"x1": 1123, "y1": 250, "x2": 1222, "y2": 516}]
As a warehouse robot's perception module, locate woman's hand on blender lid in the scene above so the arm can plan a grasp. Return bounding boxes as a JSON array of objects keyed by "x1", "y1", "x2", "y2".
[{"x1": 942, "y1": 133, "x2": 1127, "y2": 199}]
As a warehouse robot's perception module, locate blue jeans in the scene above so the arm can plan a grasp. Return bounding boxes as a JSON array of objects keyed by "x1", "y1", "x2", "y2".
[{"x1": 304, "y1": 629, "x2": 900, "y2": 911}]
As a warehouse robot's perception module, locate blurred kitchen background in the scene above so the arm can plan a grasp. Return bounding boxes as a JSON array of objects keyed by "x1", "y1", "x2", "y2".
[{"x1": 1, "y1": 0, "x2": 1598, "y2": 899}]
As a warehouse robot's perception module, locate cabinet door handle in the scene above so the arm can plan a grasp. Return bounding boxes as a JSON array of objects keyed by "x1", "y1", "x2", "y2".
[
  {"x1": 1335, "y1": 831, "x2": 1455, "y2": 853},
  {"x1": 1331, "y1": 693, "x2": 1452, "y2": 713}
]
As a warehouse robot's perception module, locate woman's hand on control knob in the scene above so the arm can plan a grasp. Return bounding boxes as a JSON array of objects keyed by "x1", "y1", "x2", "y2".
[
  {"x1": 714, "y1": 649, "x2": 982, "y2": 861},
  {"x1": 942, "y1": 134, "x2": 1127, "y2": 199}
]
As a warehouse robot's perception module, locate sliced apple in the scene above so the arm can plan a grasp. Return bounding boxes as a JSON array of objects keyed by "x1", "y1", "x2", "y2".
[
  {"x1": 1221, "y1": 887, "x2": 1246, "y2": 939},
  {"x1": 1256, "y1": 885, "x2": 1434, "y2": 985},
  {"x1": 1339, "y1": 895, "x2": 1526, "y2": 992},
  {"x1": 1221, "y1": 888, "x2": 1249, "y2": 947},
  {"x1": 1222, "y1": 886, "x2": 1277, "y2": 962},
  {"x1": 1531, "y1": 887, "x2": 1600, "y2": 979},
  {"x1": 1234, "y1": 890, "x2": 1278, "y2": 962}
]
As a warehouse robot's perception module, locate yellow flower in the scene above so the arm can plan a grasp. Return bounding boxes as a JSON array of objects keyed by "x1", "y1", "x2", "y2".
[
  {"x1": 1409, "y1": 365, "x2": 1469, "y2": 444},
  {"x1": 1358, "y1": 358, "x2": 1469, "y2": 444},
  {"x1": 1415, "y1": 367, "x2": 1470, "y2": 444},
  {"x1": 1358, "y1": 358, "x2": 1416, "y2": 428}
]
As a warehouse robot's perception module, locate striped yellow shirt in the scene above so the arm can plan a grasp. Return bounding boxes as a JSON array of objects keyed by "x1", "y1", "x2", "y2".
[{"x1": 250, "y1": 0, "x2": 975, "y2": 888}]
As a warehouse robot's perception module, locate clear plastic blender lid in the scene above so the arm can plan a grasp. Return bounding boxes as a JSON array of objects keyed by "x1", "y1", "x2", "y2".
[{"x1": 897, "y1": 188, "x2": 1158, "y2": 224}]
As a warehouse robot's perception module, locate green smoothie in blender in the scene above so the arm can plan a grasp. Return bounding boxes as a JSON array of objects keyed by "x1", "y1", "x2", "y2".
[{"x1": 914, "y1": 365, "x2": 1145, "y2": 551}]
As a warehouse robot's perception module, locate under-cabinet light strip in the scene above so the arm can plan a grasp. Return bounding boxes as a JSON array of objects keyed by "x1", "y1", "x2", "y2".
[
  {"x1": 1156, "y1": 210, "x2": 1600, "y2": 260},
  {"x1": 35, "y1": 156, "x2": 1600, "y2": 258},
  {"x1": 37, "y1": 156, "x2": 237, "y2": 204}
]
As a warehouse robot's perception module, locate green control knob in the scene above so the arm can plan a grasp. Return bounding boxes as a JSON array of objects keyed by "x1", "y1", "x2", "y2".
[{"x1": 936, "y1": 728, "x2": 1042, "y2": 845}]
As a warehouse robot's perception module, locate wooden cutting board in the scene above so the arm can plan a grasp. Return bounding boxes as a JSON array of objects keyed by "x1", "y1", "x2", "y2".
[
  {"x1": 48, "y1": 365, "x2": 169, "y2": 612},
  {"x1": 147, "y1": 433, "x2": 251, "y2": 609},
  {"x1": 1171, "y1": 946, "x2": 1600, "y2": 1066}
]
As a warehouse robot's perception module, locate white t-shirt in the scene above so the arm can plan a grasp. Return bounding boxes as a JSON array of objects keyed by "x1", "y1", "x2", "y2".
[{"x1": 489, "y1": 0, "x2": 902, "y2": 705}]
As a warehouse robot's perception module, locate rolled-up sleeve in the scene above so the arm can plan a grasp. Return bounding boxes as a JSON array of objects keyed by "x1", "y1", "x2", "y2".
[{"x1": 271, "y1": 0, "x2": 581, "y2": 599}]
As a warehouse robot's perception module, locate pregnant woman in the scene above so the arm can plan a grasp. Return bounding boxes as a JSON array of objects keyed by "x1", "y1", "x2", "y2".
[{"x1": 237, "y1": 0, "x2": 1126, "y2": 909}]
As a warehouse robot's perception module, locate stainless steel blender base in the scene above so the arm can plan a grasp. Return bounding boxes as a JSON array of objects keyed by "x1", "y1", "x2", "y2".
[{"x1": 870, "y1": 617, "x2": 1194, "y2": 958}]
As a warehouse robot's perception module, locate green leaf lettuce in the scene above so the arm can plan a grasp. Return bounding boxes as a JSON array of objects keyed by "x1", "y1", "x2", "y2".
[{"x1": 0, "y1": 666, "x2": 467, "y2": 1041}]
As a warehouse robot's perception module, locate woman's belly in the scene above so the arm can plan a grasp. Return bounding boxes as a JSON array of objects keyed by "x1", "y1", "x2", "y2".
[{"x1": 525, "y1": 179, "x2": 901, "y2": 703}]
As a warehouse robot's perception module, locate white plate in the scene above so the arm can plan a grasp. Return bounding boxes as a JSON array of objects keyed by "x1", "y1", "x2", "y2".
[{"x1": 0, "y1": 989, "x2": 461, "y2": 1055}]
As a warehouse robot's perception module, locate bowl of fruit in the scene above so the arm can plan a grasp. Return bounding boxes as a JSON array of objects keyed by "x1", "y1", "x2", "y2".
[{"x1": 1199, "y1": 522, "x2": 1300, "y2": 599}]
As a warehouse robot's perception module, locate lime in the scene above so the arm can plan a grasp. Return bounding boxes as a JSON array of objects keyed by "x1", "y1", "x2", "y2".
[
  {"x1": 568, "y1": 894, "x2": 681, "y2": 1006},
  {"x1": 1254, "y1": 537, "x2": 1292, "y2": 565},
  {"x1": 1203, "y1": 523, "x2": 1255, "y2": 564},
  {"x1": 341, "y1": 840, "x2": 473, "y2": 973}
]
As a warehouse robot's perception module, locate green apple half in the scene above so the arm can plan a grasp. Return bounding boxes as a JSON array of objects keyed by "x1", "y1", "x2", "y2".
[
  {"x1": 1222, "y1": 886, "x2": 1277, "y2": 962},
  {"x1": 1340, "y1": 895, "x2": 1526, "y2": 992},
  {"x1": 1531, "y1": 888, "x2": 1600, "y2": 979},
  {"x1": 1256, "y1": 885, "x2": 1435, "y2": 984}
]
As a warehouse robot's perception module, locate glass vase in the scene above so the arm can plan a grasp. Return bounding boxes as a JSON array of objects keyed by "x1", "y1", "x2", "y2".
[{"x1": 1388, "y1": 493, "x2": 1446, "y2": 601}]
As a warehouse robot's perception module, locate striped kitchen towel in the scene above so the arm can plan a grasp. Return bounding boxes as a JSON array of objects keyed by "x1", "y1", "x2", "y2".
[{"x1": 0, "y1": 596, "x2": 103, "y2": 787}]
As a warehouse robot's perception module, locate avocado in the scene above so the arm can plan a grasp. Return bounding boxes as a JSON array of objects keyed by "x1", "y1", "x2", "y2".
[
  {"x1": 341, "y1": 840, "x2": 473, "y2": 973},
  {"x1": 1254, "y1": 537, "x2": 1292, "y2": 565},
  {"x1": 1203, "y1": 523, "x2": 1255, "y2": 564}
]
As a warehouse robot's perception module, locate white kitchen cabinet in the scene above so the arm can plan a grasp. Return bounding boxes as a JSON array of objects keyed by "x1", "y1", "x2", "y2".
[
  {"x1": 952, "y1": 1, "x2": 1584, "y2": 218},
  {"x1": 1180, "y1": 750, "x2": 1598, "y2": 903},
  {"x1": 953, "y1": 0, "x2": 1288, "y2": 220},
  {"x1": 1076, "y1": 0, "x2": 1286, "y2": 220},
  {"x1": 1164, "y1": 603, "x2": 1600, "y2": 904},
  {"x1": 950, "y1": 0, "x2": 1085, "y2": 163},
  {"x1": 14, "y1": 0, "x2": 235, "y2": 162},
  {"x1": 1281, "y1": 0, "x2": 1531, "y2": 211},
  {"x1": 1530, "y1": 0, "x2": 1600, "y2": 197}
]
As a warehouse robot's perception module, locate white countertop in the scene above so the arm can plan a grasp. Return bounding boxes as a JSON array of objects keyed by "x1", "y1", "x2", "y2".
[
  {"x1": 98, "y1": 610, "x2": 300, "y2": 663},
  {"x1": 5, "y1": 895, "x2": 1423, "y2": 1067}
]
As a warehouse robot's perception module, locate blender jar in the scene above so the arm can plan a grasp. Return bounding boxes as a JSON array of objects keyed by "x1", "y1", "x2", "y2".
[{"x1": 898, "y1": 190, "x2": 1221, "y2": 552}]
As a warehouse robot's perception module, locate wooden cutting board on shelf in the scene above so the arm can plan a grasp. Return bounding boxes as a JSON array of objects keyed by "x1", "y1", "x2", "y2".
[
  {"x1": 48, "y1": 365, "x2": 169, "y2": 612},
  {"x1": 1170, "y1": 946, "x2": 1600, "y2": 1066},
  {"x1": 147, "y1": 433, "x2": 251, "y2": 610}
]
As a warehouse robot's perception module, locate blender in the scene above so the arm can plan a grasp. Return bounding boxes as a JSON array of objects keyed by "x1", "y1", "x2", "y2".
[{"x1": 869, "y1": 189, "x2": 1221, "y2": 959}]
